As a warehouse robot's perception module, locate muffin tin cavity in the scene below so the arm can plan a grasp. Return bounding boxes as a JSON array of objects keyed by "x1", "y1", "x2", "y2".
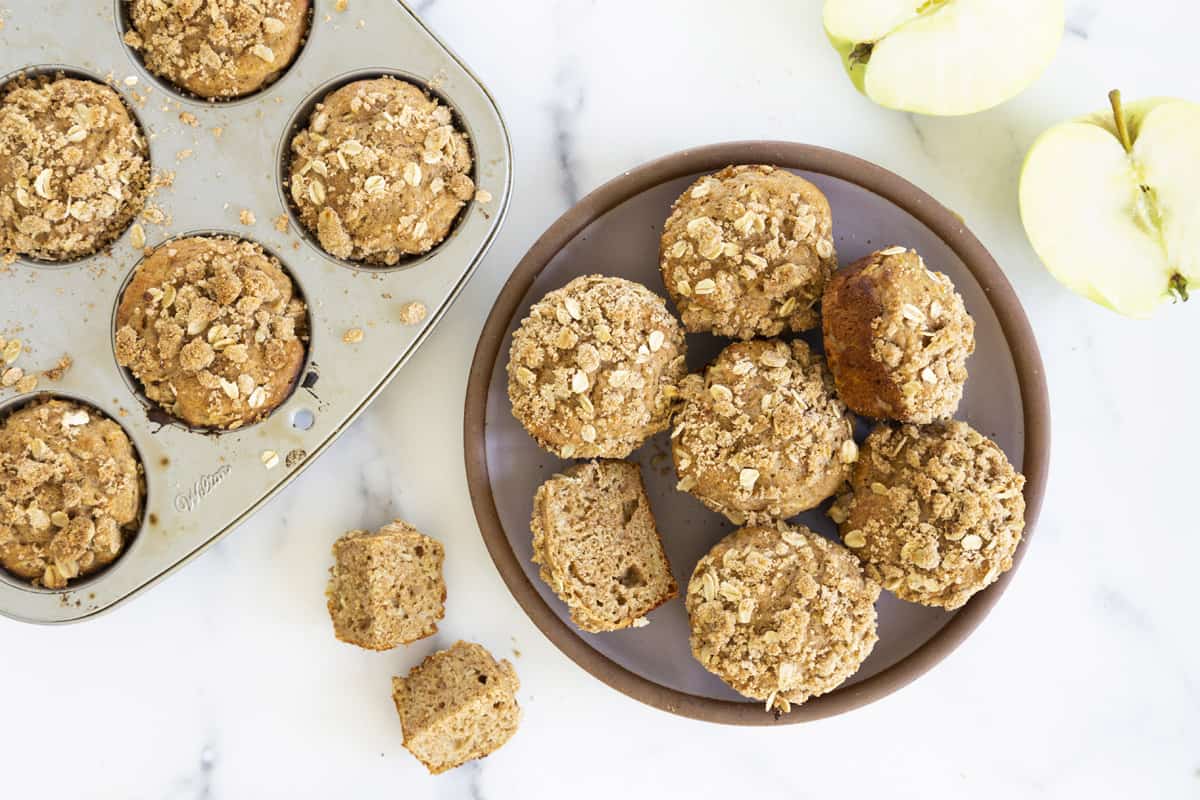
[
  {"x1": 0, "y1": 65, "x2": 152, "y2": 267},
  {"x1": 0, "y1": 0, "x2": 511, "y2": 623},
  {"x1": 278, "y1": 69, "x2": 479, "y2": 272},
  {"x1": 0, "y1": 393, "x2": 147, "y2": 594},
  {"x1": 114, "y1": 0, "x2": 314, "y2": 105},
  {"x1": 111, "y1": 232, "x2": 313, "y2": 434}
]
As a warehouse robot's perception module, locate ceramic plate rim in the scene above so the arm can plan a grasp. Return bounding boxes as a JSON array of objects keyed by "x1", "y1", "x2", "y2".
[{"x1": 463, "y1": 140, "x2": 1050, "y2": 726}]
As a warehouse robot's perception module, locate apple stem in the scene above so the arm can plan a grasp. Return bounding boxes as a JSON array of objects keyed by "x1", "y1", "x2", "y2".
[
  {"x1": 1169, "y1": 274, "x2": 1190, "y2": 303},
  {"x1": 1109, "y1": 90, "x2": 1134, "y2": 154}
]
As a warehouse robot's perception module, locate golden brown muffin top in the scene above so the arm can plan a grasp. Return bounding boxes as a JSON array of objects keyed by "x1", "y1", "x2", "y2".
[
  {"x1": 0, "y1": 77, "x2": 148, "y2": 262},
  {"x1": 829, "y1": 421, "x2": 1025, "y2": 610},
  {"x1": 0, "y1": 399, "x2": 143, "y2": 589}
]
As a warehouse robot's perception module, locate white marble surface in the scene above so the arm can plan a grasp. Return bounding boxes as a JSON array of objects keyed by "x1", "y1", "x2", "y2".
[{"x1": 2, "y1": 1, "x2": 1199, "y2": 797}]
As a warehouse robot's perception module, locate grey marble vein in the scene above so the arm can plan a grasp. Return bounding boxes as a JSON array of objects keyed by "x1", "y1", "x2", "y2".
[
  {"x1": 549, "y1": 65, "x2": 585, "y2": 205},
  {"x1": 1066, "y1": 2, "x2": 1099, "y2": 40}
]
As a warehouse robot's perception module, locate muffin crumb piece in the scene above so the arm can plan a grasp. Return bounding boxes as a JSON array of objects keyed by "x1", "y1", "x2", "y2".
[
  {"x1": 326, "y1": 520, "x2": 445, "y2": 650},
  {"x1": 392, "y1": 641, "x2": 520, "y2": 774}
]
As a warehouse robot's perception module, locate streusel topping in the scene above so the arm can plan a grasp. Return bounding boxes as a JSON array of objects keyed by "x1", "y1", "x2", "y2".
[
  {"x1": 829, "y1": 421, "x2": 1025, "y2": 610},
  {"x1": 0, "y1": 77, "x2": 148, "y2": 262},
  {"x1": 672, "y1": 339, "x2": 854, "y2": 524},
  {"x1": 114, "y1": 236, "x2": 308, "y2": 430},
  {"x1": 687, "y1": 524, "x2": 880, "y2": 712},
  {"x1": 126, "y1": 0, "x2": 310, "y2": 99},
  {"x1": 289, "y1": 77, "x2": 474, "y2": 264},
  {"x1": 660, "y1": 165, "x2": 837, "y2": 339},
  {"x1": 507, "y1": 275, "x2": 686, "y2": 459},
  {"x1": 0, "y1": 399, "x2": 142, "y2": 589}
]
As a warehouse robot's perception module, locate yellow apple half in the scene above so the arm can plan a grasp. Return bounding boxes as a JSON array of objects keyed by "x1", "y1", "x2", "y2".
[
  {"x1": 823, "y1": 0, "x2": 1064, "y2": 116},
  {"x1": 1020, "y1": 94, "x2": 1200, "y2": 318}
]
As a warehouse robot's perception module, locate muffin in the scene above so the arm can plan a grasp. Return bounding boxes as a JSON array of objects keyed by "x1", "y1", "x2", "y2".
[
  {"x1": 326, "y1": 520, "x2": 445, "y2": 651},
  {"x1": 0, "y1": 76, "x2": 148, "y2": 262},
  {"x1": 828, "y1": 421, "x2": 1026, "y2": 610},
  {"x1": 671, "y1": 339, "x2": 855, "y2": 524},
  {"x1": 687, "y1": 524, "x2": 880, "y2": 712},
  {"x1": 659, "y1": 164, "x2": 837, "y2": 339},
  {"x1": 822, "y1": 246, "x2": 975, "y2": 423},
  {"x1": 125, "y1": 0, "x2": 310, "y2": 99},
  {"x1": 531, "y1": 460, "x2": 677, "y2": 633},
  {"x1": 114, "y1": 236, "x2": 308, "y2": 430},
  {"x1": 507, "y1": 275, "x2": 686, "y2": 459},
  {"x1": 392, "y1": 641, "x2": 521, "y2": 774},
  {"x1": 0, "y1": 399, "x2": 143, "y2": 589},
  {"x1": 288, "y1": 77, "x2": 474, "y2": 264}
]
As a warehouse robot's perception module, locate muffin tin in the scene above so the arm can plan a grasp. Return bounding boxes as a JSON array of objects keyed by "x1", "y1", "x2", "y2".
[{"x1": 0, "y1": 0, "x2": 512, "y2": 623}]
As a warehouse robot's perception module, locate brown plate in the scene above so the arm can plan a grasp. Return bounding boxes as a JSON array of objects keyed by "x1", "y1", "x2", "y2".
[{"x1": 464, "y1": 141, "x2": 1050, "y2": 725}]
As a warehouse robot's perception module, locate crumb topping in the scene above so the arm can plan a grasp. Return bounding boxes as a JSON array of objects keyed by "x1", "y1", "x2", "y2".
[
  {"x1": 687, "y1": 524, "x2": 879, "y2": 712},
  {"x1": 672, "y1": 339, "x2": 854, "y2": 524},
  {"x1": 126, "y1": 0, "x2": 310, "y2": 99},
  {"x1": 0, "y1": 77, "x2": 149, "y2": 262},
  {"x1": 114, "y1": 236, "x2": 308, "y2": 430},
  {"x1": 829, "y1": 421, "x2": 1025, "y2": 610},
  {"x1": 289, "y1": 77, "x2": 474, "y2": 264},
  {"x1": 507, "y1": 275, "x2": 686, "y2": 459},
  {"x1": 0, "y1": 399, "x2": 142, "y2": 589},
  {"x1": 660, "y1": 165, "x2": 836, "y2": 339}
]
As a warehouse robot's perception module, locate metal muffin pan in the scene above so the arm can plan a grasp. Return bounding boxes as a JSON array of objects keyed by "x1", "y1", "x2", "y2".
[{"x1": 0, "y1": 0, "x2": 512, "y2": 623}]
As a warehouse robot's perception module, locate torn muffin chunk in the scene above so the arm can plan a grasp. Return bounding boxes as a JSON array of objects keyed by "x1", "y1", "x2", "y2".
[
  {"x1": 392, "y1": 641, "x2": 521, "y2": 774},
  {"x1": 326, "y1": 519, "x2": 446, "y2": 650},
  {"x1": 532, "y1": 460, "x2": 678, "y2": 633}
]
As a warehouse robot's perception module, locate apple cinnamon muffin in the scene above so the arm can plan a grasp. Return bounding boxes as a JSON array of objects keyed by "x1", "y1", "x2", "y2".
[
  {"x1": 0, "y1": 399, "x2": 143, "y2": 589},
  {"x1": 687, "y1": 524, "x2": 880, "y2": 712},
  {"x1": 392, "y1": 641, "x2": 521, "y2": 774},
  {"x1": 288, "y1": 77, "x2": 475, "y2": 264},
  {"x1": 326, "y1": 520, "x2": 445, "y2": 650},
  {"x1": 660, "y1": 165, "x2": 837, "y2": 339},
  {"x1": 125, "y1": 0, "x2": 310, "y2": 99},
  {"x1": 114, "y1": 236, "x2": 308, "y2": 430},
  {"x1": 671, "y1": 339, "x2": 855, "y2": 525},
  {"x1": 508, "y1": 275, "x2": 687, "y2": 459},
  {"x1": 828, "y1": 421, "x2": 1026, "y2": 610},
  {"x1": 822, "y1": 247, "x2": 975, "y2": 423},
  {"x1": 531, "y1": 460, "x2": 677, "y2": 632},
  {"x1": 0, "y1": 76, "x2": 149, "y2": 262}
]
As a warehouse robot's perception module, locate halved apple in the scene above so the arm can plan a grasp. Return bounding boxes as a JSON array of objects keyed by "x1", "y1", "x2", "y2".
[
  {"x1": 823, "y1": 0, "x2": 1064, "y2": 116},
  {"x1": 1020, "y1": 92, "x2": 1199, "y2": 317}
]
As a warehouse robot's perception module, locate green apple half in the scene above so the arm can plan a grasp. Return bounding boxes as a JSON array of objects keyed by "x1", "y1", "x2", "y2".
[
  {"x1": 1020, "y1": 92, "x2": 1199, "y2": 317},
  {"x1": 823, "y1": 0, "x2": 1064, "y2": 116}
]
